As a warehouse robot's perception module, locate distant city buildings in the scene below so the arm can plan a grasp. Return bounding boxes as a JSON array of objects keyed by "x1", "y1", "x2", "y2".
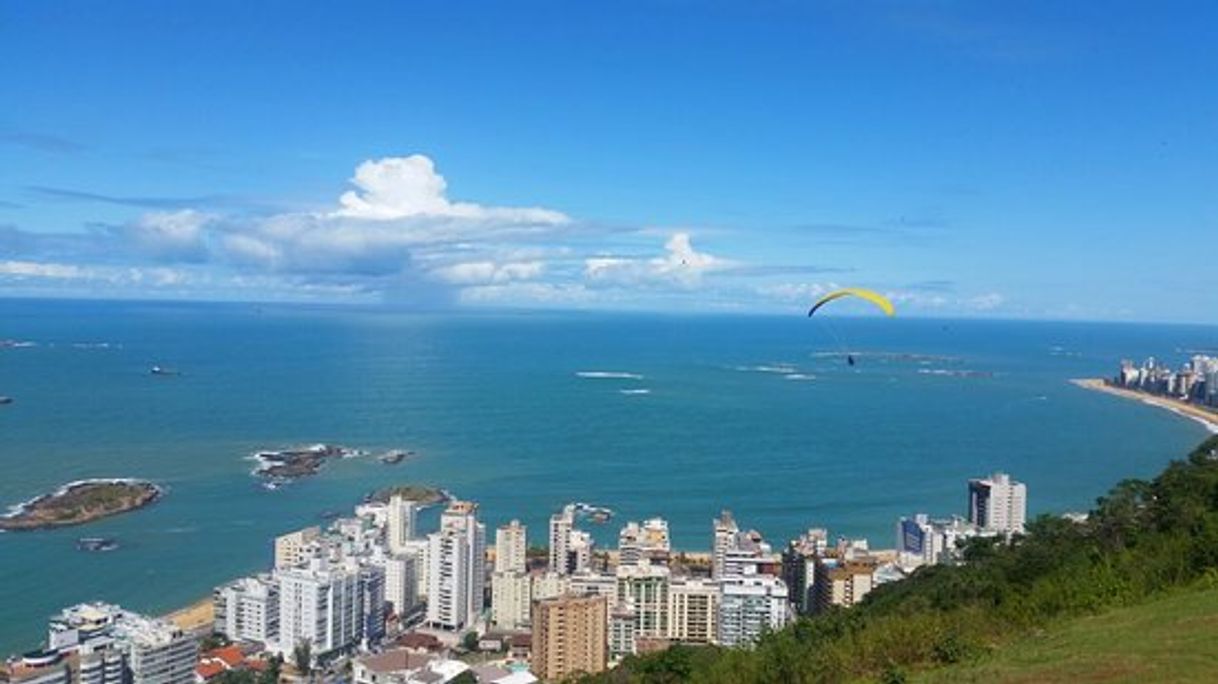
[
  {"x1": 1115, "y1": 355, "x2": 1218, "y2": 407},
  {"x1": 11, "y1": 466, "x2": 1033, "y2": 682}
]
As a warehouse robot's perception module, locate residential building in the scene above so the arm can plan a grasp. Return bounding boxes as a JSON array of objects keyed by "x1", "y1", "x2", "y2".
[
  {"x1": 358, "y1": 565, "x2": 386, "y2": 648},
  {"x1": 383, "y1": 554, "x2": 418, "y2": 618},
  {"x1": 531, "y1": 595, "x2": 608, "y2": 681},
  {"x1": 614, "y1": 562, "x2": 669, "y2": 639},
  {"x1": 386, "y1": 495, "x2": 418, "y2": 555},
  {"x1": 274, "y1": 559, "x2": 362, "y2": 657},
  {"x1": 530, "y1": 572, "x2": 569, "y2": 603},
  {"x1": 666, "y1": 579, "x2": 718, "y2": 644},
  {"x1": 711, "y1": 510, "x2": 738, "y2": 580},
  {"x1": 718, "y1": 575, "x2": 789, "y2": 647},
  {"x1": 274, "y1": 527, "x2": 321, "y2": 570},
  {"x1": 617, "y1": 518, "x2": 671, "y2": 567},
  {"x1": 425, "y1": 500, "x2": 486, "y2": 631},
  {"x1": 812, "y1": 558, "x2": 876, "y2": 612},
  {"x1": 495, "y1": 520, "x2": 527, "y2": 574},
  {"x1": 968, "y1": 472, "x2": 1027, "y2": 535},
  {"x1": 548, "y1": 505, "x2": 575, "y2": 575},
  {"x1": 490, "y1": 572, "x2": 531, "y2": 631},
  {"x1": 213, "y1": 575, "x2": 280, "y2": 644}
]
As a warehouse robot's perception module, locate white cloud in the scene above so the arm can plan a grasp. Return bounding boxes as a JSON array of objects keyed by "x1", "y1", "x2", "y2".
[
  {"x1": 119, "y1": 210, "x2": 213, "y2": 261},
  {"x1": 431, "y1": 260, "x2": 545, "y2": 285},
  {"x1": 0, "y1": 260, "x2": 88, "y2": 279},
  {"x1": 334, "y1": 155, "x2": 569, "y2": 224},
  {"x1": 584, "y1": 232, "x2": 729, "y2": 288}
]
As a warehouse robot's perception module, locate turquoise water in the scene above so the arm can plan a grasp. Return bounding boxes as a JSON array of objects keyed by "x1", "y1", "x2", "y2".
[{"x1": 1, "y1": 299, "x2": 1214, "y2": 653}]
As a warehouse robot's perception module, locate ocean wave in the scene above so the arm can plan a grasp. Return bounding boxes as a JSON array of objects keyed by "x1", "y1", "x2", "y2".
[
  {"x1": 734, "y1": 364, "x2": 799, "y2": 375},
  {"x1": 784, "y1": 373, "x2": 816, "y2": 381},
  {"x1": 0, "y1": 339, "x2": 37, "y2": 349},
  {"x1": 917, "y1": 369, "x2": 993, "y2": 378},
  {"x1": 72, "y1": 342, "x2": 122, "y2": 350},
  {"x1": 620, "y1": 388, "x2": 651, "y2": 395},
  {"x1": 576, "y1": 371, "x2": 644, "y2": 380}
]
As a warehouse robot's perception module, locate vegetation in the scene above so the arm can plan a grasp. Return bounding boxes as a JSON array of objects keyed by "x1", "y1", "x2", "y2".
[
  {"x1": 292, "y1": 640, "x2": 312, "y2": 678},
  {"x1": 913, "y1": 583, "x2": 1218, "y2": 682},
  {"x1": 0, "y1": 480, "x2": 160, "y2": 531},
  {"x1": 212, "y1": 659, "x2": 282, "y2": 684},
  {"x1": 369, "y1": 484, "x2": 448, "y2": 506},
  {"x1": 584, "y1": 435, "x2": 1218, "y2": 683}
]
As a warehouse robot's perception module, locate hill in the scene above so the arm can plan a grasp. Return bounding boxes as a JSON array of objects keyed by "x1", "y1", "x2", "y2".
[{"x1": 914, "y1": 583, "x2": 1218, "y2": 683}]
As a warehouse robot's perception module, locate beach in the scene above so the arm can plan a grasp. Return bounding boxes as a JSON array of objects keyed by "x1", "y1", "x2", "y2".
[{"x1": 1071, "y1": 379, "x2": 1218, "y2": 434}]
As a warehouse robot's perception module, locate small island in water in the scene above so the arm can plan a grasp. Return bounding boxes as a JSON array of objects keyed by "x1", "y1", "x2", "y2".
[
  {"x1": 0, "y1": 479, "x2": 160, "y2": 531},
  {"x1": 367, "y1": 484, "x2": 450, "y2": 507}
]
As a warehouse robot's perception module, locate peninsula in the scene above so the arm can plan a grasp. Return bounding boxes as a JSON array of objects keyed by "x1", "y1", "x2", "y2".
[
  {"x1": 0, "y1": 479, "x2": 161, "y2": 531},
  {"x1": 368, "y1": 484, "x2": 449, "y2": 506}
]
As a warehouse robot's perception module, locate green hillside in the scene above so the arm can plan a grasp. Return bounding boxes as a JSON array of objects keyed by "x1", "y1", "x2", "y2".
[
  {"x1": 914, "y1": 583, "x2": 1218, "y2": 683},
  {"x1": 585, "y1": 434, "x2": 1218, "y2": 684}
]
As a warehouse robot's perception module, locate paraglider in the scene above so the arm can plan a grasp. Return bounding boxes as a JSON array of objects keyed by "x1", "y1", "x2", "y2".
[
  {"x1": 807, "y1": 288, "x2": 896, "y2": 318},
  {"x1": 806, "y1": 288, "x2": 895, "y2": 366}
]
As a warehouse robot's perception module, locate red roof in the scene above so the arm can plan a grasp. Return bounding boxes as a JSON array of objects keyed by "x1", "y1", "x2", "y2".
[{"x1": 196, "y1": 662, "x2": 227, "y2": 680}]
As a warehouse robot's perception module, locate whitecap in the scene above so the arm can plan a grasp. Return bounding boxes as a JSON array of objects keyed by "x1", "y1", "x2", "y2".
[{"x1": 576, "y1": 371, "x2": 644, "y2": 380}]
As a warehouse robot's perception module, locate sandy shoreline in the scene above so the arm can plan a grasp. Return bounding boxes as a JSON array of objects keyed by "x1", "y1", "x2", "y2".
[
  {"x1": 163, "y1": 597, "x2": 214, "y2": 632},
  {"x1": 1072, "y1": 378, "x2": 1218, "y2": 435}
]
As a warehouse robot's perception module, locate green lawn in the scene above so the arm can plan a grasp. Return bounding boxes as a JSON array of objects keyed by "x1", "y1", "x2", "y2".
[{"x1": 913, "y1": 585, "x2": 1218, "y2": 683}]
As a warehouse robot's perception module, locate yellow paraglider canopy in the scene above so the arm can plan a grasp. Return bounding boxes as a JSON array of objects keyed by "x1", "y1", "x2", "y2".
[{"x1": 807, "y1": 288, "x2": 895, "y2": 317}]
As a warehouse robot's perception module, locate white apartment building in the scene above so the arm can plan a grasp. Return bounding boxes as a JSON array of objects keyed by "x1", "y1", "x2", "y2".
[
  {"x1": 383, "y1": 553, "x2": 418, "y2": 618},
  {"x1": 387, "y1": 495, "x2": 418, "y2": 555},
  {"x1": 213, "y1": 575, "x2": 279, "y2": 644},
  {"x1": 968, "y1": 472, "x2": 1027, "y2": 535},
  {"x1": 711, "y1": 510, "x2": 738, "y2": 580},
  {"x1": 274, "y1": 559, "x2": 362, "y2": 657},
  {"x1": 717, "y1": 575, "x2": 789, "y2": 647},
  {"x1": 548, "y1": 505, "x2": 575, "y2": 575},
  {"x1": 618, "y1": 518, "x2": 671, "y2": 567},
  {"x1": 490, "y1": 571, "x2": 531, "y2": 631},
  {"x1": 46, "y1": 603, "x2": 197, "y2": 684},
  {"x1": 614, "y1": 562, "x2": 670, "y2": 638},
  {"x1": 425, "y1": 501, "x2": 486, "y2": 631}
]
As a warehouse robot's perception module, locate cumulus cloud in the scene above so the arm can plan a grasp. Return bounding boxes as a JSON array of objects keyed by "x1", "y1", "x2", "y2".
[
  {"x1": 585, "y1": 232, "x2": 729, "y2": 288},
  {"x1": 335, "y1": 155, "x2": 569, "y2": 224},
  {"x1": 0, "y1": 260, "x2": 89, "y2": 279}
]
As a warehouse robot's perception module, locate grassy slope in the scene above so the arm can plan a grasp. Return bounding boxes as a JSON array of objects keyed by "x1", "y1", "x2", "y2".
[{"x1": 913, "y1": 584, "x2": 1218, "y2": 683}]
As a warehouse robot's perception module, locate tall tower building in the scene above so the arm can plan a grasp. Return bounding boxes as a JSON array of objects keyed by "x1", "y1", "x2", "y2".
[
  {"x1": 387, "y1": 495, "x2": 418, "y2": 554},
  {"x1": 495, "y1": 520, "x2": 527, "y2": 574},
  {"x1": 425, "y1": 500, "x2": 486, "y2": 631},
  {"x1": 531, "y1": 595, "x2": 608, "y2": 681},
  {"x1": 711, "y1": 510, "x2": 738, "y2": 580},
  {"x1": 549, "y1": 504, "x2": 575, "y2": 575},
  {"x1": 967, "y1": 472, "x2": 1027, "y2": 535}
]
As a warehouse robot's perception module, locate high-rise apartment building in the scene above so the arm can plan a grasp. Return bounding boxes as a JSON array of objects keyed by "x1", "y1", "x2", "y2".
[
  {"x1": 967, "y1": 472, "x2": 1027, "y2": 535},
  {"x1": 425, "y1": 500, "x2": 486, "y2": 631},
  {"x1": 531, "y1": 595, "x2": 608, "y2": 681}
]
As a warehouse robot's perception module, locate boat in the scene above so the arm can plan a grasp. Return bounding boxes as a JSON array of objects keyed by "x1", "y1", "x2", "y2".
[
  {"x1": 0, "y1": 396, "x2": 12, "y2": 405},
  {"x1": 150, "y1": 366, "x2": 180, "y2": 376},
  {"x1": 77, "y1": 537, "x2": 119, "y2": 552}
]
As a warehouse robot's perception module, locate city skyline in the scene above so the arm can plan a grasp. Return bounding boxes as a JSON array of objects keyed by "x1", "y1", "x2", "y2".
[{"x1": 2, "y1": 2, "x2": 1215, "y2": 322}]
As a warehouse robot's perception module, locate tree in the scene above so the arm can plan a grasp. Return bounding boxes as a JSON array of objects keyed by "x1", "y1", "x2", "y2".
[
  {"x1": 461, "y1": 631, "x2": 480, "y2": 652},
  {"x1": 292, "y1": 641, "x2": 312, "y2": 679},
  {"x1": 260, "y1": 655, "x2": 282, "y2": 684}
]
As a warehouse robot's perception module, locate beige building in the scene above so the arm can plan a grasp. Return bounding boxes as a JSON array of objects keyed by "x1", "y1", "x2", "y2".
[
  {"x1": 495, "y1": 520, "x2": 528, "y2": 574},
  {"x1": 531, "y1": 595, "x2": 608, "y2": 681},
  {"x1": 814, "y1": 560, "x2": 876, "y2": 611},
  {"x1": 666, "y1": 578, "x2": 718, "y2": 644},
  {"x1": 273, "y1": 526, "x2": 320, "y2": 570},
  {"x1": 490, "y1": 571, "x2": 531, "y2": 631}
]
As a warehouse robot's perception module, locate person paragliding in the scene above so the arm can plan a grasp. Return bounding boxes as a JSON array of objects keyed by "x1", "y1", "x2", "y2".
[{"x1": 807, "y1": 288, "x2": 895, "y2": 365}]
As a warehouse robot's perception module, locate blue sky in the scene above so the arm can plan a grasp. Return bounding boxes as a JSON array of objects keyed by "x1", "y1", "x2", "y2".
[{"x1": 1, "y1": 1, "x2": 1215, "y2": 321}]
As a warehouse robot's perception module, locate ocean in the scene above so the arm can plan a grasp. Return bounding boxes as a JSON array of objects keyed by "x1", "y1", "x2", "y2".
[{"x1": 1, "y1": 298, "x2": 1215, "y2": 653}]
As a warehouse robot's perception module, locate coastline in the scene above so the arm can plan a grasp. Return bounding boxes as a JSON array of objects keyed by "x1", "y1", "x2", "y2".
[{"x1": 1071, "y1": 379, "x2": 1218, "y2": 435}]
